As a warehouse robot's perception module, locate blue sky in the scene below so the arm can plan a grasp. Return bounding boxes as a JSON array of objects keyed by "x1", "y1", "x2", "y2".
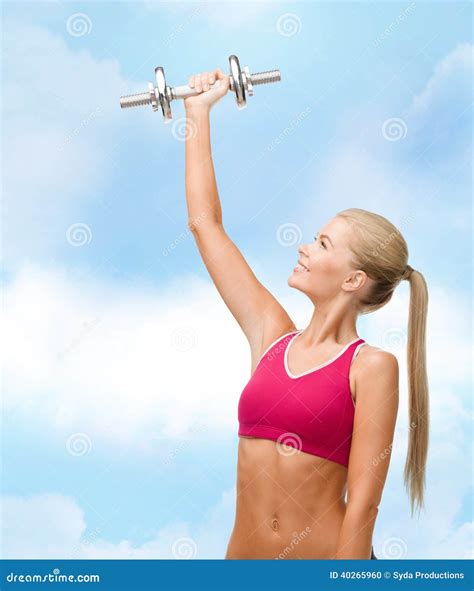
[{"x1": 1, "y1": 1, "x2": 472, "y2": 559}]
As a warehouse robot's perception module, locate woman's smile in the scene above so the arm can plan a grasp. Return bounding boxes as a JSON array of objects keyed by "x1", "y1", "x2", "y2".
[{"x1": 294, "y1": 259, "x2": 310, "y2": 273}]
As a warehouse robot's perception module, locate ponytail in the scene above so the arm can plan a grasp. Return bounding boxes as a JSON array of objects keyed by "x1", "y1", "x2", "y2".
[{"x1": 403, "y1": 268, "x2": 429, "y2": 517}]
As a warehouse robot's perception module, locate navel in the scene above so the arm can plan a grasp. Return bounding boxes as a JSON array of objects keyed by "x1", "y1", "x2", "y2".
[{"x1": 270, "y1": 515, "x2": 280, "y2": 532}]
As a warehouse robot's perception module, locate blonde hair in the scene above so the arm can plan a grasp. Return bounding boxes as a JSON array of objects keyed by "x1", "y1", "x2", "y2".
[{"x1": 336, "y1": 207, "x2": 429, "y2": 517}]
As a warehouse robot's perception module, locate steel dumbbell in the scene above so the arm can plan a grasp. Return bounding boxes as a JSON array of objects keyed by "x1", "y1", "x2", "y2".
[{"x1": 119, "y1": 54, "x2": 281, "y2": 121}]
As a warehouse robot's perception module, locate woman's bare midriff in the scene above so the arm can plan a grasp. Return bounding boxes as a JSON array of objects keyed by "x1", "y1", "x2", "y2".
[{"x1": 225, "y1": 436, "x2": 349, "y2": 559}]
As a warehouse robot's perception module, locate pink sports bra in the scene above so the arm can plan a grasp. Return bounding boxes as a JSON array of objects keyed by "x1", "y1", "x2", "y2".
[{"x1": 238, "y1": 329, "x2": 367, "y2": 468}]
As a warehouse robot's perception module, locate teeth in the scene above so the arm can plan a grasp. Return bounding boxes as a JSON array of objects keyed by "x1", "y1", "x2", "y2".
[{"x1": 296, "y1": 263, "x2": 309, "y2": 272}]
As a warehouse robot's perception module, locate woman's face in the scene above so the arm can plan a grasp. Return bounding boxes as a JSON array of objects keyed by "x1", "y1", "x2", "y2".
[{"x1": 288, "y1": 216, "x2": 367, "y2": 302}]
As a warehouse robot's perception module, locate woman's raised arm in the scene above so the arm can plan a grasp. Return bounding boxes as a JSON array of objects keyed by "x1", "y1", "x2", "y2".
[{"x1": 184, "y1": 69, "x2": 295, "y2": 368}]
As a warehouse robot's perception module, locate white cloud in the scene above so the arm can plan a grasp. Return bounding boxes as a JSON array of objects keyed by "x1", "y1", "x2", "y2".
[
  {"x1": 402, "y1": 42, "x2": 473, "y2": 176},
  {"x1": 409, "y1": 42, "x2": 473, "y2": 116},
  {"x1": 1, "y1": 493, "x2": 86, "y2": 559},
  {"x1": 431, "y1": 521, "x2": 473, "y2": 560},
  {"x1": 1, "y1": 489, "x2": 235, "y2": 559},
  {"x1": 1, "y1": 262, "x2": 249, "y2": 450}
]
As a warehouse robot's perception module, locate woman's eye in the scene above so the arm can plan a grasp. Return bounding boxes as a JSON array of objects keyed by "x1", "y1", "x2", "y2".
[{"x1": 314, "y1": 236, "x2": 326, "y2": 249}]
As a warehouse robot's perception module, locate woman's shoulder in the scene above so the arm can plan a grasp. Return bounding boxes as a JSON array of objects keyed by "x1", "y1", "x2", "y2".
[
  {"x1": 354, "y1": 342, "x2": 399, "y2": 373},
  {"x1": 351, "y1": 343, "x2": 399, "y2": 405}
]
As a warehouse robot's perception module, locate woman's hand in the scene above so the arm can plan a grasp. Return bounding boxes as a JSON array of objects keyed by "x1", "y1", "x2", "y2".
[{"x1": 184, "y1": 68, "x2": 230, "y2": 111}]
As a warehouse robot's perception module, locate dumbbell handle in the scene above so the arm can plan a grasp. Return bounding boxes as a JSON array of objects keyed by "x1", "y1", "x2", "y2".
[
  {"x1": 171, "y1": 69, "x2": 281, "y2": 99},
  {"x1": 120, "y1": 69, "x2": 281, "y2": 109}
]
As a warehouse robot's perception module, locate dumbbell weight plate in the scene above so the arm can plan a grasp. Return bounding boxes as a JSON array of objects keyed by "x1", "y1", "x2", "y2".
[
  {"x1": 229, "y1": 55, "x2": 246, "y2": 109},
  {"x1": 155, "y1": 67, "x2": 172, "y2": 121}
]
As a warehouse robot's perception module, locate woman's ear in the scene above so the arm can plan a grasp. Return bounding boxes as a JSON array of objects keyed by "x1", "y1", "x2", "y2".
[{"x1": 342, "y1": 270, "x2": 368, "y2": 292}]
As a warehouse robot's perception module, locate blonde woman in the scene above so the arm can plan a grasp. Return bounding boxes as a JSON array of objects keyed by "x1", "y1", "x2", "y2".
[{"x1": 184, "y1": 68, "x2": 429, "y2": 560}]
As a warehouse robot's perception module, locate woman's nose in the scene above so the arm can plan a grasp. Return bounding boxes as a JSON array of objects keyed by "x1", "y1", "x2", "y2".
[{"x1": 298, "y1": 245, "x2": 307, "y2": 256}]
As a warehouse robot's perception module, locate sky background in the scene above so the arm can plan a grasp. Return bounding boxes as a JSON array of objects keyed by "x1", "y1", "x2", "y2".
[{"x1": 1, "y1": 0, "x2": 472, "y2": 559}]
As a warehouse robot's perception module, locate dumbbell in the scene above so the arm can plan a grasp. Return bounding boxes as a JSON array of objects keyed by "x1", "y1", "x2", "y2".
[{"x1": 119, "y1": 54, "x2": 281, "y2": 121}]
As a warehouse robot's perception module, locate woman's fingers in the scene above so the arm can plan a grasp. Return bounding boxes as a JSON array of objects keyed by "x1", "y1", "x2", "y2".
[
  {"x1": 189, "y1": 70, "x2": 223, "y2": 93},
  {"x1": 201, "y1": 72, "x2": 210, "y2": 91},
  {"x1": 195, "y1": 74, "x2": 202, "y2": 93},
  {"x1": 195, "y1": 72, "x2": 208, "y2": 92}
]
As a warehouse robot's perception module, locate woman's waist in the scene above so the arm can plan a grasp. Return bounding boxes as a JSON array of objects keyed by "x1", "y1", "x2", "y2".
[{"x1": 227, "y1": 508, "x2": 345, "y2": 559}]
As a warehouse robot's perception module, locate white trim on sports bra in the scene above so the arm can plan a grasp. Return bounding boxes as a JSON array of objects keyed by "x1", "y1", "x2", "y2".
[
  {"x1": 254, "y1": 329, "x2": 299, "y2": 369},
  {"x1": 349, "y1": 342, "x2": 368, "y2": 407},
  {"x1": 284, "y1": 329, "x2": 363, "y2": 380}
]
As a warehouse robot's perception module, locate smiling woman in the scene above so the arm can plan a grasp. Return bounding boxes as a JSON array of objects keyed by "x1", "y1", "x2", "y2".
[{"x1": 183, "y1": 68, "x2": 429, "y2": 560}]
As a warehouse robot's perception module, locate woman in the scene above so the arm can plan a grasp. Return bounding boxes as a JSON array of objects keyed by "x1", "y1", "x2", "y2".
[{"x1": 184, "y1": 68, "x2": 429, "y2": 560}]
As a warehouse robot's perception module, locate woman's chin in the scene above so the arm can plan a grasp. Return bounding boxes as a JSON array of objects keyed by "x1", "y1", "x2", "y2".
[
  {"x1": 288, "y1": 271, "x2": 303, "y2": 285},
  {"x1": 288, "y1": 267, "x2": 312, "y2": 289}
]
